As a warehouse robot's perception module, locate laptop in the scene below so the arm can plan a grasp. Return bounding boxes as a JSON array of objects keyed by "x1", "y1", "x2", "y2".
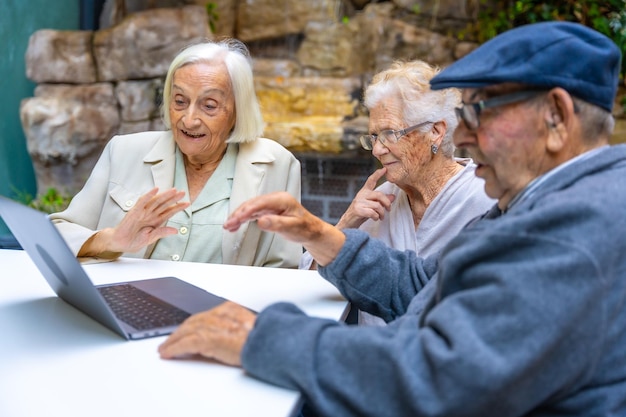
[{"x1": 0, "y1": 195, "x2": 226, "y2": 340}]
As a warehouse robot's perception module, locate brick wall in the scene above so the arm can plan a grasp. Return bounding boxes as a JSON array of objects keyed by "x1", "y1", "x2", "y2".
[{"x1": 296, "y1": 151, "x2": 380, "y2": 225}]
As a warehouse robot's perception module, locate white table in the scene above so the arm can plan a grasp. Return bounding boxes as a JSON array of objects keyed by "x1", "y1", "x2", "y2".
[{"x1": 0, "y1": 249, "x2": 348, "y2": 417}]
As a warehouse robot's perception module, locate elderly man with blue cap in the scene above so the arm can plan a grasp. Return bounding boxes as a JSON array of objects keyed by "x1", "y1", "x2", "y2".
[{"x1": 159, "y1": 22, "x2": 626, "y2": 417}]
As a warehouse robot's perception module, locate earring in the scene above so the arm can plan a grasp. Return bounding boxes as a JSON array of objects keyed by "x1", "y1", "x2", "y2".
[{"x1": 431, "y1": 144, "x2": 439, "y2": 155}]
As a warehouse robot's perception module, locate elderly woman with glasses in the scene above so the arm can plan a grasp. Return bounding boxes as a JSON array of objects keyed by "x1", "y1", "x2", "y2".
[{"x1": 300, "y1": 60, "x2": 494, "y2": 324}]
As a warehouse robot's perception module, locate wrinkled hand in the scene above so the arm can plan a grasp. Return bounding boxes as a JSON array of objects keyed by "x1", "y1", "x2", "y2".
[
  {"x1": 224, "y1": 191, "x2": 323, "y2": 244},
  {"x1": 223, "y1": 192, "x2": 345, "y2": 266},
  {"x1": 158, "y1": 301, "x2": 256, "y2": 367},
  {"x1": 108, "y1": 187, "x2": 189, "y2": 252},
  {"x1": 79, "y1": 188, "x2": 189, "y2": 257},
  {"x1": 336, "y1": 168, "x2": 395, "y2": 230}
]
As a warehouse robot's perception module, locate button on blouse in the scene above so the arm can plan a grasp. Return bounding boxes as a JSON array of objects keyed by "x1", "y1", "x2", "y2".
[{"x1": 150, "y1": 144, "x2": 237, "y2": 263}]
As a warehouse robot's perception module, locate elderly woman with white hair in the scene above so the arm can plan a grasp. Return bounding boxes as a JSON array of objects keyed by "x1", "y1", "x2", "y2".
[
  {"x1": 300, "y1": 60, "x2": 494, "y2": 323},
  {"x1": 51, "y1": 38, "x2": 302, "y2": 268}
]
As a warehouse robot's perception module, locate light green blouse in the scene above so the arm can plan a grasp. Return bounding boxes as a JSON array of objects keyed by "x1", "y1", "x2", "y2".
[{"x1": 150, "y1": 143, "x2": 237, "y2": 263}]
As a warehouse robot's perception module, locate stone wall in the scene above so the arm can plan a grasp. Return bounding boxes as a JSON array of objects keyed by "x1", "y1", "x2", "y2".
[
  {"x1": 20, "y1": 0, "x2": 626, "y2": 223},
  {"x1": 21, "y1": 1, "x2": 484, "y2": 199}
]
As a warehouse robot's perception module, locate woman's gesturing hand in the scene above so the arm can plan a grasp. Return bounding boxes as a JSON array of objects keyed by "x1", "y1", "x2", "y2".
[{"x1": 78, "y1": 188, "x2": 190, "y2": 257}]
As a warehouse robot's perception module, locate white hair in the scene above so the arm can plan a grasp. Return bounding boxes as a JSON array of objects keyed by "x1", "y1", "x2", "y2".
[
  {"x1": 364, "y1": 60, "x2": 460, "y2": 157},
  {"x1": 161, "y1": 38, "x2": 264, "y2": 143}
]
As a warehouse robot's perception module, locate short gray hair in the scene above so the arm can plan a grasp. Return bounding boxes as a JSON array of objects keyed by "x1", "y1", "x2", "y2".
[
  {"x1": 573, "y1": 97, "x2": 615, "y2": 145},
  {"x1": 161, "y1": 38, "x2": 264, "y2": 143}
]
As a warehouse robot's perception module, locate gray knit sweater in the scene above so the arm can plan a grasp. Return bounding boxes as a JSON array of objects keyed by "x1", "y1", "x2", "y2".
[{"x1": 243, "y1": 144, "x2": 626, "y2": 417}]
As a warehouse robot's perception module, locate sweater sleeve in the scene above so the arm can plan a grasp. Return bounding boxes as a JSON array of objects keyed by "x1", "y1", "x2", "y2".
[
  {"x1": 319, "y1": 229, "x2": 437, "y2": 321},
  {"x1": 241, "y1": 220, "x2": 607, "y2": 417}
]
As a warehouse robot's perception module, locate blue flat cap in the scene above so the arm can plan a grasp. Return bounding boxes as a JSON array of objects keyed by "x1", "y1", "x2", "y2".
[{"x1": 430, "y1": 21, "x2": 621, "y2": 112}]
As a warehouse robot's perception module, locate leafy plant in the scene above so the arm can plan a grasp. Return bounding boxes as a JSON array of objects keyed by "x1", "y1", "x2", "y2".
[
  {"x1": 205, "y1": 2, "x2": 220, "y2": 34},
  {"x1": 464, "y1": 1, "x2": 626, "y2": 79},
  {"x1": 12, "y1": 187, "x2": 73, "y2": 214}
]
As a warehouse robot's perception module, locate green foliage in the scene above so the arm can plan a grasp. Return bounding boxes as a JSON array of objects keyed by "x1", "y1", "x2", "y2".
[
  {"x1": 205, "y1": 2, "x2": 220, "y2": 34},
  {"x1": 13, "y1": 187, "x2": 73, "y2": 214},
  {"x1": 465, "y1": 1, "x2": 626, "y2": 78}
]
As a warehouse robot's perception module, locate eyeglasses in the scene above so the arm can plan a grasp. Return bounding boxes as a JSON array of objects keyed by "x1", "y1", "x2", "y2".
[
  {"x1": 455, "y1": 90, "x2": 547, "y2": 131},
  {"x1": 359, "y1": 121, "x2": 433, "y2": 151}
]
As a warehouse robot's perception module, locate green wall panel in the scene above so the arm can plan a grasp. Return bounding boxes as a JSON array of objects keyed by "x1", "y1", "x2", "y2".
[{"x1": 0, "y1": 0, "x2": 79, "y2": 237}]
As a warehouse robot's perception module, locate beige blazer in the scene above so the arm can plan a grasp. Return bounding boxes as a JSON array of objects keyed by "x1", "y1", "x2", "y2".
[{"x1": 50, "y1": 131, "x2": 302, "y2": 268}]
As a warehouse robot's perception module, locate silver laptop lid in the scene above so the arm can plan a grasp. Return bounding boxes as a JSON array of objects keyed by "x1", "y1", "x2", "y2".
[{"x1": 0, "y1": 196, "x2": 128, "y2": 337}]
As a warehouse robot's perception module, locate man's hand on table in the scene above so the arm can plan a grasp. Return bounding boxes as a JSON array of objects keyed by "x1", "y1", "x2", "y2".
[{"x1": 158, "y1": 301, "x2": 256, "y2": 367}]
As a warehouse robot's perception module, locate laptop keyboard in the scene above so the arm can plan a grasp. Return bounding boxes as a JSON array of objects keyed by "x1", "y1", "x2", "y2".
[{"x1": 97, "y1": 284, "x2": 191, "y2": 331}]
